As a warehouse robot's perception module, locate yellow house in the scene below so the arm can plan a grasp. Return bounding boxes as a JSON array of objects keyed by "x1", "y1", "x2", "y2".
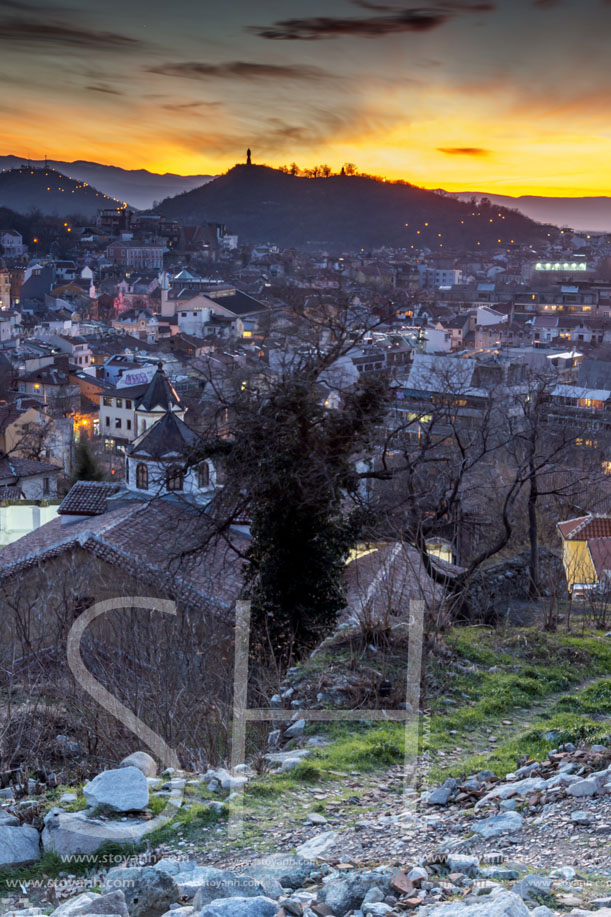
[{"x1": 557, "y1": 514, "x2": 611, "y2": 594}]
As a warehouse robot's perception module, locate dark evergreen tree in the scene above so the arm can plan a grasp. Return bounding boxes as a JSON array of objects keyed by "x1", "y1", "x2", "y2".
[
  {"x1": 217, "y1": 371, "x2": 387, "y2": 664},
  {"x1": 72, "y1": 440, "x2": 104, "y2": 483}
]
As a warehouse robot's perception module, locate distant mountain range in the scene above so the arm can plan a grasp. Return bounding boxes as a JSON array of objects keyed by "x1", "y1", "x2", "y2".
[
  {"x1": 0, "y1": 156, "x2": 213, "y2": 210},
  {"x1": 155, "y1": 164, "x2": 556, "y2": 250},
  {"x1": 0, "y1": 166, "x2": 122, "y2": 218},
  {"x1": 2, "y1": 154, "x2": 610, "y2": 231},
  {"x1": 449, "y1": 192, "x2": 611, "y2": 233}
]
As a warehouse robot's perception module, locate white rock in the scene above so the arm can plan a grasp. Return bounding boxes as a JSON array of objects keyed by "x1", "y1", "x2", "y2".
[
  {"x1": 408, "y1": 867, "x2": 428, "y2": 882},
  {"x1": 306, "y1": 813, "x2": 327, "y2": 825},
  {"x1": 418, "y1": 889, "x2": 530, "y2": 915},
  {"x1": 220, "y1": 774, "x2": 248, "y2": 791},
  {"x1": 119, "y1": 752, "x2": 157, "y2": 778},
  {"x1": 296, "y1": 831, "x2": 338, "y2": 859},
  {"x1": 567, "y1": 779, "x2": 598, "y2": 797},
  {"x1": 473, "y1": 812, "x2": 524, "y2": 838},
  {"x1": 285, "y1": 719, "x2": 306, "y2": 739},
  {"x1": 199, "y1": 898, "x2": 278, "y2": 917},
  {"x1": 0, "y1": 825, "x2": 40, "y2": 868},
  {"x1": 475, "y1": 777, "x2": 546, "y2": 808},
  {"x1": 52, "y1": 891, "x2": 128, "y2": 917},
  {"x1": 84, "y1": 766, "x2": 149, "y2": 812},
  {"x1": 281, "y1": 757, "x2": 306, "y2": 772},
  {"x1": 446, "y1": 855, "x2": 479, "y2": 878},
  {"x1": 512, "y1": 874, "x2": 553, "y2": 901}
]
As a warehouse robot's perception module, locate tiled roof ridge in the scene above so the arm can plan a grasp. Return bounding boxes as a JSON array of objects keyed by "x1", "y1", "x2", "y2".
[
  {"x1": 82, "y1": 534, "x2": 233, "y2": 621},
  {"x1": 0, "y1": 507, "x2": 232, "y2": 623}
]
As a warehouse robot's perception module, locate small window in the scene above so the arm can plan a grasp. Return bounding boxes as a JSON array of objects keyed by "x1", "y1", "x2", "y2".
[
  {"x1": 136, "y1": 463, "x2": 148, "y2": 490},
  {"x1": 166, "y1": 464, "x2": 183, "y2": 491},
  {"x1": 115, "y1": 418, "x2": 122, "y2": 429},
  {"x1": 197, "y1": 462, "x2": 210, "y2": 488},
  {"x1": 126, "y1": 419, "x2": 132, "y2": 431},
  {"x1": 125, "y1": 399, "x2": 132, "y2": 409},
  {"x1": 103, "y1": 396, "x2": 113, "y2": 407},
  {"x1": 42, "y1": 477, "x2": 50, "y2": 495},
  {"x1": 116, "y1": 399, "x2": 123, "y2": 408},
  {"x1": 105, "y1": 416, "x2": 110, "y2": 427}
]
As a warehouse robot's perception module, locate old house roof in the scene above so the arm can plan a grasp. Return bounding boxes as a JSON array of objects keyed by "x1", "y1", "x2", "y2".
[
  {"x1": 58, "y1": 481, "x2": 121, "y2": 517},
  {"x1": 208, "y1": 290, "x2": 268, "y2": 317},
  {"x1": 127, "y1": 412, "x2": 200, "y2": 461},
  {"x1": 0, "y1": 501, "x2": 244, "y2": 620},
  {"x1": 0, "y1": 403, "x2": 28, "y2": 434},
  {"x1": 0, "y1": 456, "x2": 60, "y2": 481},
  {"x1": 136, "y1": 364, "x2": 181, "y2": 412},
  {"x1": 557, "y1": 514, "x2": 611, "y2": 540},
  {"x1": 587, "y1": 538, "x2": 611, "y2": 580}
]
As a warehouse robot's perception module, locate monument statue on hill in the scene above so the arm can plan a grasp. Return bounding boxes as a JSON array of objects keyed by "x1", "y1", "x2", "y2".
[{"x1": 246, "y1": 148, "x2": 252, "y2": 166}]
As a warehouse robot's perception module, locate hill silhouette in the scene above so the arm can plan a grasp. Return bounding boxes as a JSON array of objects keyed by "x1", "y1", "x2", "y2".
[
  {"x1": 450, "y1": 191, "x2": 611, "y2": 233},
  {"x1": 0, "y1": 156, "x2": 213, "y2": 209},
  {"x1": 156, "y1": 164, "x2": 557, "y2": 250},
  {"x1": 0, "y1": 166, "x2": 122, "y2": 218}
]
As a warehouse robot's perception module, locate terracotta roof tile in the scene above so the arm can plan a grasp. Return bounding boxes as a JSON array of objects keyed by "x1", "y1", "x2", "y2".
[
  {"x1": 587, "y1": 538, "x2": 611, "y2": 580},
  {"x1": 58, "y1": 481, "x2": 120, "y2": 516},
  {"x1": 0, "y1": 500, "x2": 244, "y2": 621},
  {"x1": 558, "y1": 514, "x2": 611, "y2": 540}
]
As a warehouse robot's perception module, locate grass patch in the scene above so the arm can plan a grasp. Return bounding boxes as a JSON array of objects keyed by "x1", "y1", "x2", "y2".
[
  {"x1": 287, "y1": 762, "x2": 321, "y2": 782},
  {"x1": 555, "y1": 678, "x2": 611, "y2": 715},
  {"x1": 434, "y1": 712, "x2": 611, "y2": 782}
]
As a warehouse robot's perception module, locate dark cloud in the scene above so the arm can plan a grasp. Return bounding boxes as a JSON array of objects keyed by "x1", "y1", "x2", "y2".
[
  {"x1": 86, "y1": 84, "x2": 124, "y2": 95},
  {"x1": 0, "y1": 17, "x2": 144, "y2": 51},
  {"x1": 149, "y1": 60, "x2": 330, "y2": 81},
  {"x1": 0, "y1": 0, "x2": 66, "y2": 9},
  {"x1": 252, "y1": 3, "x2": 494, "y2": 40},
  {"x1": 437, "y1": 146, "x2": 491, "y2": 155},
  {"x1": 161, "y1": 100, "x2": 223, "y2": 113},
  {"x1": 352, "y1": 1, "x2": 398, "y2": 10}
]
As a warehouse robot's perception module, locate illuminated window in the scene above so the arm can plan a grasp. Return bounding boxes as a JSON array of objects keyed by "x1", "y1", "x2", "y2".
[
  {"x1": 136, "y1": 463, "x2": 148, "y2": 489},
  {"x1": 166, "y1": 464, "x2": 183, "y2": 491}
]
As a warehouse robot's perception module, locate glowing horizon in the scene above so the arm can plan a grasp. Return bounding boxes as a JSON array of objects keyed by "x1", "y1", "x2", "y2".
[{"x1": 2, "y1": 0, "x2": 611, "y2": 199}]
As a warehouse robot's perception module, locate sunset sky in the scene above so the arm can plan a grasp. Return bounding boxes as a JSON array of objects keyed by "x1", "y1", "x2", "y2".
[{"x1": 3, "y1": 0, "x2": 611, "y2": 195}]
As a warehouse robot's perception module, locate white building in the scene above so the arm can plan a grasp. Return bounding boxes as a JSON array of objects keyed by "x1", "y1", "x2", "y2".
[
  {"x1": 125, "y1": 412, "x2": 215, "y2": 501},
  {"x1": 0, "y1": 230, "x2": 25, "y2": 258},
  {"x1": 418, "y1": 266, "x2": 463, "y2": 289},
  {"x1": 99, "y1": 362, "x2": 185, "y2": 445}
]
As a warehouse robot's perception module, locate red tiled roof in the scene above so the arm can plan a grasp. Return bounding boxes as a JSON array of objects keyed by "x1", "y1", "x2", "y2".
[
  {"x1": 58, "y1": 481, "x2": 120, "y2": 516},
  {"x1": 587, "y1": 538, "x2": 611, "y2": 580},
  {"x1": 557, "y1": 515, "x2": 611, "y2": 540},
  {"x1": 0, "y1": 456, "x2": 61, "y2": 481},
  {"x1": 0, "y1": 500, "x2": 245, "y2": 621},
  {"x1": 0, "y1": 404, "x2": 26, "y2": 434}
]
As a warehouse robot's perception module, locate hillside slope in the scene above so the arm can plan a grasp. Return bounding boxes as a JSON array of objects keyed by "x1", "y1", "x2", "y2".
[
  {"x1": 0, "y1": 156, "x2": 212, "y2": 209},
  {"x1": 156, "y1": 165, "x2": 558, "y2": 250},
  {"x1": 451, "y1": 190, "x2": 611, "y2": 233},
  {"x1": 0, "y1": 166, "x2": 122, "y2": 218}
]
